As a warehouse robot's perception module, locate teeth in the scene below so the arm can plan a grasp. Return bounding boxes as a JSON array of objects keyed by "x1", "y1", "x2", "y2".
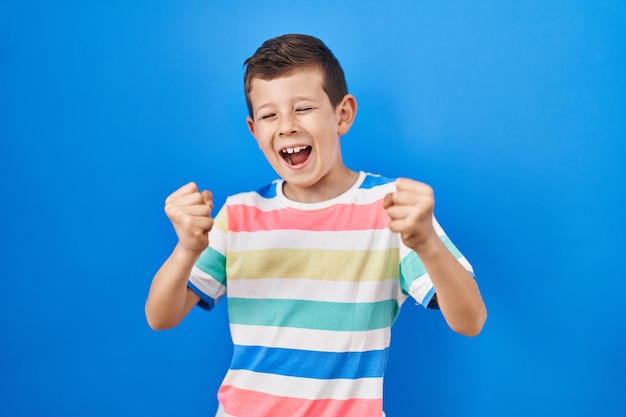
[{"x1": 282, "y1": 146, "x2": 308, "y2": 154}]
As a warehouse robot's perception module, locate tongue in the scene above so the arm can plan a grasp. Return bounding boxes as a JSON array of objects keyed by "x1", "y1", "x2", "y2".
[{"x1": 289, "y1": 148, "x2": 310, "y2": 165}]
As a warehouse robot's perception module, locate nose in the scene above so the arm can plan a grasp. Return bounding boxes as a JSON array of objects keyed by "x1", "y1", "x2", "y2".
[{"x1": 278, "y1": 113, "x2": 298, "y2": 136}]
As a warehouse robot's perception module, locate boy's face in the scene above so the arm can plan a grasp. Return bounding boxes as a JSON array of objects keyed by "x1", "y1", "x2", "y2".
[{"x1": 246, "y1": 67, "x2": 356, "y2": 201}]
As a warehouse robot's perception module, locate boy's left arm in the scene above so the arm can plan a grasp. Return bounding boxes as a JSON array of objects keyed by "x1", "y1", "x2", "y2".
[{"x1": 384, "y1": 178, "x2": 487, "y2": 336}]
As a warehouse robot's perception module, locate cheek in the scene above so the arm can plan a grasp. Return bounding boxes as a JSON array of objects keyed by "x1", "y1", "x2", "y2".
[
  {"x1": 253, "y1": 130, "x2": 272, "y2": 149},
  {"x1": 258, "y1": 140, "x2": 279, "y2": 161}
]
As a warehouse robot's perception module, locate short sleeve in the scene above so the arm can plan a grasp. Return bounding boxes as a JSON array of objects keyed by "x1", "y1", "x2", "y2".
[
  {"x1": 188, "y1": 206, "x2": 228, "y2": 310},
  {"x1": 399, "y1": 216, "x2": 474, "y2": 309}
]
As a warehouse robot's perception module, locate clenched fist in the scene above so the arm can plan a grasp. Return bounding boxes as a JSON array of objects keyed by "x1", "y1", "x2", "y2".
[
  {"x1": 383, "y1": 178, "x2": 438, "y2": 252},
  {"x1": 164, "y1": 182, "x2": 214, "y2": 253}
]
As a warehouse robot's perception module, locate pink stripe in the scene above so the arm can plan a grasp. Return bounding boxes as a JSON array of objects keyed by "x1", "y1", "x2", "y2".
[
  {"x1": 218, "y1": 385, "x2": 383, "y2": 417},
  {"x1": 228, "y1": 201, "x2": 389, "y2": 232}
]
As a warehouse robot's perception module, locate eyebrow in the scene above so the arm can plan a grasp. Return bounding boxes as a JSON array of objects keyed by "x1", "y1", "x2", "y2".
[
  {"x1": 255, "y1": 96, "x2": 319, "y2": 111},
  {"x1": 254, "y1": 103, "x2": 273, "y2": 113}
]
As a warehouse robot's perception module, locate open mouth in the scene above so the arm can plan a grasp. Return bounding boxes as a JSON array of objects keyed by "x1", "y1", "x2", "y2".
[{"x1": 280, "y1": 145, "x2": 311, "y2": 166}]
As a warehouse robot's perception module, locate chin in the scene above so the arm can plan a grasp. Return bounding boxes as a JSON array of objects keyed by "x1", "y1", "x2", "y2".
[{"x1": 281, "y1": 170, "x2": 319, "y2": 188}]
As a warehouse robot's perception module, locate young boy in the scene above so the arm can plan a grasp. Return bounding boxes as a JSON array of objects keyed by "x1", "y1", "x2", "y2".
[{"x1": 146, "y1": 34, "x2": 486, "y2": 417}]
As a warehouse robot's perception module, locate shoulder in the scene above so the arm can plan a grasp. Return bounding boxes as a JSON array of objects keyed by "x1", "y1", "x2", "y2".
[
  {"x1": 338, "y1": 172, "x2": 397, "y2": 205},
  {"x1": 359, "y1": 172, "x2": 396, "y2": 189},
  {"x1": 224, "y1": 179, "x2": 282, "y2": 208}
]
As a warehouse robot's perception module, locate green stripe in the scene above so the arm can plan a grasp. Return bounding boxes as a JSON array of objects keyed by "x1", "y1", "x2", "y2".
[
  {"x1": 228, "y1": 298, "x2": 399, "y2": 331},
  {"x1": 195, "y1": 247, "x2": 227, "y2": 285},
  {"x1": 399, "y1": 235, "x2": 464, "y2": 293},
  {"x1": 440, "y1": 235, "x2": 463, "y2": 259},
  {"x1": 399, "y1": 251, "x2": 425, "y2": 294}
]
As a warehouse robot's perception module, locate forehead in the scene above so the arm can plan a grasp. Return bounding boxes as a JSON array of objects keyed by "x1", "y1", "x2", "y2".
[{"x1": 248, "y1": 67, "x2": 326, "y2": 104}]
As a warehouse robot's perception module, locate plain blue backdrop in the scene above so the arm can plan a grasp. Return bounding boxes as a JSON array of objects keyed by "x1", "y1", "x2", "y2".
[{"x1": 1, "y1": 1, "x2": 625, "y2": 416}]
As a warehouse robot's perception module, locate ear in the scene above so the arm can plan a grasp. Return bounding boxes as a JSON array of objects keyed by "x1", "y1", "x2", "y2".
[
  {"x1": 246, "y1": 116, "x2": 258, "y2": 142},
  {"x1": 336, "y1": 94, "x2": 358, "y2": 135}
]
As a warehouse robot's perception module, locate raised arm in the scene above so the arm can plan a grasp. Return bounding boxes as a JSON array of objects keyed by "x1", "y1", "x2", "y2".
[
  {"x1": 145, "y1": 182, "x2": 214, "y2": 330},
  {"x1": 384, "y1": 178, "x2": 487, "y2": 336}
]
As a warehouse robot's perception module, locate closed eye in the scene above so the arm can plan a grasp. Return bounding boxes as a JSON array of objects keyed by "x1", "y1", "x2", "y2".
[
  {"x1": 296, "y1": 107, "x2": 313, "y2": 113},
  {"x1": 259, "y1": 113, "x2": 276, "y2": 120}
]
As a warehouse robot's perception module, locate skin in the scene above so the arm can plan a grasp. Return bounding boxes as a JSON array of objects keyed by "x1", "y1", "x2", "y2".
[
  {"x1": 246, "y1": 67, "x2": 359, "y2": 203},
  {"x1": 383, "y1": 178, "x2": 487, "y2": 335},
  {"x1": 145, "y1": 66, "x2": 487, "y2": 336},
  {"x1": 144, "y1": 182, "x2": 210, "y2": 330}
]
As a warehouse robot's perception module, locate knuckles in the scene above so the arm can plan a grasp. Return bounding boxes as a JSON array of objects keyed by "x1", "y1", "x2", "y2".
[
  {"x1": 180, "y1": 214, "x2": 195, "y2": 229},
  {"x1": 162, "y1": 184, "x2": 214, "y2": 250}
]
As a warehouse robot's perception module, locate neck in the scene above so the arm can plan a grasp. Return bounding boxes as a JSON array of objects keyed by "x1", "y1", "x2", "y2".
[{"x1": 283, "y1": 168, "x2": 359, "y2": 203}]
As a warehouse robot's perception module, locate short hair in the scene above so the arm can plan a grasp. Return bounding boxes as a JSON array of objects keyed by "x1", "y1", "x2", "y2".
[{"x1": 243, "y1": 34, "x2": 348, "y2": 118}]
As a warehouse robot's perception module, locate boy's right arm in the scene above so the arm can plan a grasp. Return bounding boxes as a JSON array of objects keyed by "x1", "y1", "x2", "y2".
[{"x1": 145, "y1": 182, "x2": 214, "y2": 330}]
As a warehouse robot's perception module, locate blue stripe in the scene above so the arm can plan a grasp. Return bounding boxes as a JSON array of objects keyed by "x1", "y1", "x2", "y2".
[
  {"x1": 187, "y1": 281, "x2": 216, "y2": 311},
  {"x1": 230, "y1": 344, "x2": 388, "y2": 380},
  {"x1": 423, "y1": 287, "x2": 437, "y2": 309},
  {"x1": 256, "y1": 181, "x2": 278, "y2": 198},
  {"x1": 359, "y1": 173, "x2": 395, "y2": 189}
]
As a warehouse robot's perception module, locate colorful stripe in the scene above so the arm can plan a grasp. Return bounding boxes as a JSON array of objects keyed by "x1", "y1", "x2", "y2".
[
  {"x1": 255, "y1": 181, "x2": 279, "y2": 198},
  {"x1": 229, "y1": 325, "x2": 391, "y2": 352},
  {"x1": 227, "y1": 229, "x2": 399, "y2": 251},
  {"x1": 218, "y1": 385, "x2": 383, "y2": 417},
  {"x1": 230, "y1": 345, "x2": 388, "y2": 379},
  {"x1": 187, "y1": 280, "x2": 215, "y2": 310},
  {"x1": 221, "y1": 369, "x2": 384, "y2": 400},
  {"x1": 226, "y1": 278, "x2": 400, "y2": 303},
  {"x1": 227, "y1": 200, "x2": 389, "y2": 232},
  {"x1": 228, "y1": 298, "x2": 399, "y2": 331},
  {"x1": 195, "y1": 246, "x2": 227, "y2": 284},
  {"x1": 440, "y1": 234, "x2": 463, "y2": 258},
  {"x1": 226, "y1": 248, "x2": 398, "y2": 282},
  {"x1": 188, "y1": 266, "x2": 226, "y2": 306},
  {"x1": 359, "y1": 174, "x2": 394, "y2": 189}
]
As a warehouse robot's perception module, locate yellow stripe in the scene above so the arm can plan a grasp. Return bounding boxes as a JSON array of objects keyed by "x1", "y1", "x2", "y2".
[
  {"x1": 227, "y1": 248, "x2": 399, "y2": 282},
  {"x1": 214, "y1": 206, "x2": 228, "y2": 234}
]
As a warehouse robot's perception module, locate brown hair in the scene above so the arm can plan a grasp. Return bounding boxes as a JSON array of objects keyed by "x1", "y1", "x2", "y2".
[{"x1": 243, "y1": 34, "x2": 348, "y2": 118}]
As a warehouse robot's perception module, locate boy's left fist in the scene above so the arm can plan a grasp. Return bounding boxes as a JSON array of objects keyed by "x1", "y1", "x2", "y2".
[{"x1": 383, "y1": 178, "x2": 437, "y2": 252}]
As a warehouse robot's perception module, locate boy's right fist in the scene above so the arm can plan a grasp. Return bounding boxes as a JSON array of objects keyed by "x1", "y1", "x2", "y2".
[{"x1": 164, "y1": 182, "x2": 214, "y2": 253}]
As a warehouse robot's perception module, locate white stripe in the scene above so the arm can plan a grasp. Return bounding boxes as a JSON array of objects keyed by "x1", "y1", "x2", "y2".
[
  {"x1": 189, "y1": 266, "x2": 226, "y2": 300},
  {"x1": 432, "y1": 216, "x2": 445, "y2": 235},
  {"x1": 275, "y1": 180, "x2": 396, "y2": 209},
  {"x1": 227, "y1": 187, "x2": 280, "y2": 211},
  {"x1": 408, "y1": 273, "x2": 434, "y2": 305},
  {"x1": 229, "y1": 229, "x2": 399, "y2": 251},
  {"x1": 230, "y1": 324, "x2": 391, "y2": 352},
  {"x1": 207, "y1": 227, "x2": 227, "y2": 256},
  {"x1": 222, "y1": 369, "x2": 384, "y2": 400},
  {"x1": 227, "y1": 278, "x2": 401, "y2": 303},
  {"x1": 334, "y1": 181, "x2": 395, "y2": 206},
  {"x1": 457, "y1": 256, "x2": 474, "y2": 273}
]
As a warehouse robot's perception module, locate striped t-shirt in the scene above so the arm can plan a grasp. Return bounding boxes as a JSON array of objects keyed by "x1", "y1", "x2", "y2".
[{"x1": 188, "y1": 171, "x2": 474, "y2": 417}]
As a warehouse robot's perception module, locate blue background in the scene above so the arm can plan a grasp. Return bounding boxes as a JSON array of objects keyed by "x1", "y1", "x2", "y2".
[{"x1": 2, "y1": 1, "x2": 625, "y2": 416}]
